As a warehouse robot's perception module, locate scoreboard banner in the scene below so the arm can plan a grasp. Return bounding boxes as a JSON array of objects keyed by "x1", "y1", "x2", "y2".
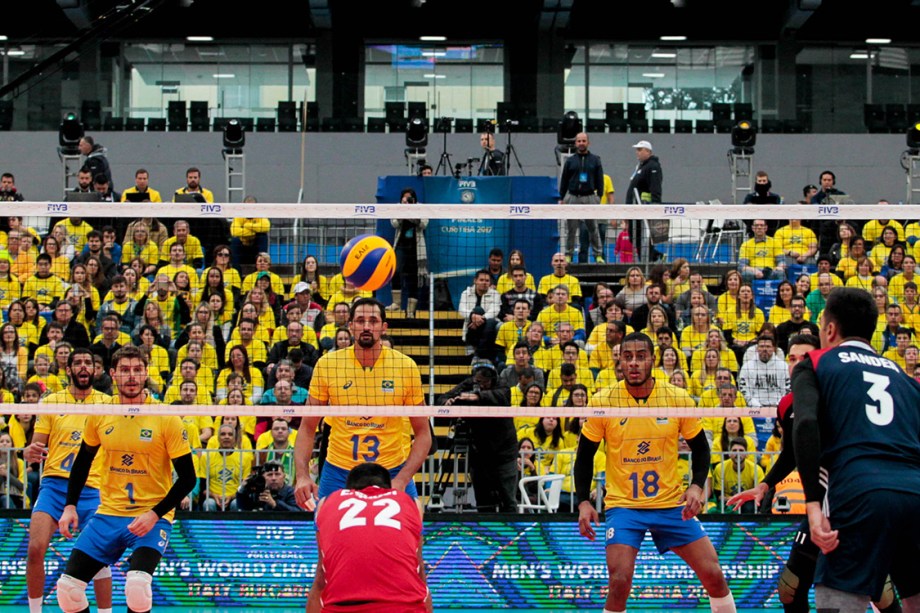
[{"x1": 0, "y1": 516, "x2": 796, "y2": 609}]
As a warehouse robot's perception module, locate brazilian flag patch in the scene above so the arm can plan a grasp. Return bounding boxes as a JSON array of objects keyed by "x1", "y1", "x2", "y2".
[
  {"x1": 140, "y1": 428, "x2": 153, "y2": 441},
  {"x1": 381, "y1": 380, "x2": 395, "y2": 392}
]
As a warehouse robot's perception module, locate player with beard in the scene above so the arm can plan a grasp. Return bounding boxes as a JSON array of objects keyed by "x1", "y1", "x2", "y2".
[
  {"x1": 294, "y1": 298, "x2": 430, "y2": 510},
  {"x1": 574, "y1": 332, "x2": 737, "y2": 613},
  {"x1": 23, "y1": 348, "x2": 113, "y2": 613},
  {"x1": 55, "y1": 345, "x2": 196, "y2": 613}
]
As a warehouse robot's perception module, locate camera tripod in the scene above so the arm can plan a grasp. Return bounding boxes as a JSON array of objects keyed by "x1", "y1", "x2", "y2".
[
  {"x1": 434, "y1": 118, "x2": 455, "y2": 177},
  {"x1": 426, "y1": 419, "x2": 475, "y2": 512},
  {"x1": 502, "y1": 120, "x2": 525, "y2": 176}
]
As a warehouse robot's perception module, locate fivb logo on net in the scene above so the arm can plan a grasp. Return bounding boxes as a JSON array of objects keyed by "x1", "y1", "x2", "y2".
[
  {"x1": 663, "y1": 205, "x2": 685, "y2": 217},
  {"x1": 47, "y1": 203, "x2": 68, "y2": 213},
  {"x1": 200, "y1": 204, "x2": 222, "y2": 215},
  {"x1": 458, "y1": 179, "x2": 477, "y2": 204},
  {"x1": 817, "y1": 205, "x2": 840, "y2": 217},
  {"x1": 353, "y1": 205, "x2": 377, "y2": 217}
]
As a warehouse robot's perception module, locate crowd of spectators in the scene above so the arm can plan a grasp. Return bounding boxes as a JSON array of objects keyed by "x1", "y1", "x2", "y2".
[{"x1": 2, "y1": 156, "x2": 917, "y2": 515}]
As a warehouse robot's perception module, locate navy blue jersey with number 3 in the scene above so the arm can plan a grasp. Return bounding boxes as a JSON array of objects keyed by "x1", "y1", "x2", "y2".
[{"x1": 808, "y1": 340, "x2": 920, "y2": 508}]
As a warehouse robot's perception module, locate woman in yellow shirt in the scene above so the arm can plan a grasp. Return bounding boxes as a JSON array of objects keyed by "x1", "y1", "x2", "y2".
[
  {"x1": 715, "y1": 270, "x2": 742, "y2": 327},
  {"x1": 6, "y1": 301, "x2": 38, "y2": 351},
  {"x1": 835, "y1": 236, "x2": 869, "y2": 280},
  {"x1": 690, "y1": 328, "x2": 739, "y2": 374},
  {"x1": 680, "y1": 305, "x2": 715, "y2": 359},
  {"x1": 68, "y1": 264, "x2": 101, "y2": 314},
  {"x1": 869, "y1": 226, "x2": 899, "y2": 271},
  {"x1": 640, "y1": 304, "x2": 669, "y2": 339},
  {"x1": 689, "y1": 348, "x2": 721, "y2": 401},
  {"x1": 845, "y1": 257, "x2": 875, "y2": 291},
  {"x1": 123, "y1": 223, "x2": 159, "y2": 276},
  {"x1": 22, "y1": 298, "x2": 47, "y2": 339},
  {"x1": 724, "y1": 283, "x2": 764, "y2": 359},
  {"x1": 667, "y1": 258, "x2": 692, "y2": 300},
  {"x1": 495, "y1": 249, "x2": 536, "y2": 294},
  {"x1": 41, "y1": 235, "x2": 71, "y2": 280},
  {"x1": 216, "y1": 345, "x2": 264, "y2": 404},
  {"x1": 768, "y1": 280, "x2": 811, "y2": 325},
  {"x1": 297, "y1": 254, "x2": 327, "y2": 305}
]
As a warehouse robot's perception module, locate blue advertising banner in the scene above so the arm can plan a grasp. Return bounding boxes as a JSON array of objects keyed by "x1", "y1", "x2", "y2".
[
  {"x1": 375, "y1": 176, "x2": 559, "y2": 309},
  {"x1": 0, "y1": 516, "x2": 797, "y2": 609}
]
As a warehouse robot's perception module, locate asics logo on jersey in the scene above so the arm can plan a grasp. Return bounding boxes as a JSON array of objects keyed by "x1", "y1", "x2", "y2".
[
  {"x1": 105, "y1": 426, "x2": 115, "y2": 435},
  {"x1": 620, "y1": 418, "x2": 628, "y2": 426},
  {"x1": 121, "y1": 454, "x2": 134, "y2": 466},
  {"x1": 343, "y1": 381, "x2": 353, "y2": 390},
  {"x1": 637, "y1": 441, "x2": 651, "y2": 455},
  {"x1": 70, "y1": 431, "x2": 81, "y2": 441}
]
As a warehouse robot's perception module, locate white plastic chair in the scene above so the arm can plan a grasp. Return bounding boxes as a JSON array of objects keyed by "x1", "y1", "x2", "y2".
[{"x1": 517, "y1": 474, "x2": 566, "y2": 513}]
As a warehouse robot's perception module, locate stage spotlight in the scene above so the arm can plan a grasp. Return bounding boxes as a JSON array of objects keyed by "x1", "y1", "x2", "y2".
[
  {"x1": 223, "y1": 119, "x2": 245, "y2": 153},
  {"x1": 59, "y1": 113, "x2": 84, "y2": 154},
  {"x1": 557, "y1": 111, "x2": 582, "y2": 146},
  {"x1": 405, "y1": 116, "x2": 428, "y2": 148},
  {"x1": 907, "y1": 122, "x2": 920, "y2": 153},
  {"x1": 731, "y1": 120, "x2": 756, "y2": 153}
]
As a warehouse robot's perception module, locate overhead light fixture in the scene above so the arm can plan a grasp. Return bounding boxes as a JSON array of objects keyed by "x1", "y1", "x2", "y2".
[
  {"x1": 731, "y1": 120, "x2": 756, "y2": 153},
  {"x1": 0, "y1": 36, "x2": 7, "y2": 42},
  {"x1": 557, "y1": 111, "x2": 582, "y2": 147},
  {"x1": 187, "y1": 36, "x2": 214, "y2": 42},
  {"x1": 651, "y1": 52, "x2": 677, "y2": 58},
  {"x1": 59, "y1": 113, "x2": 84, "y2": 155},
  {"x1": 419, "y1": 36, "x2": 446, "y2": 42},
  {"x1": 421, "y1": 51, "x2": 447, "y2": 57},
  {"x1": 660, "y1": 35, "x2": 687, "y2": 41},
  {"x1": 850, "y1": 52, "x2": 870, "y2": 60},
  {"x1": 642, "y1": 73, "x2": 666, "y2": 78},
  {"x1": 907, "y1": 122, "x2": 920, "y2": 152},
  {"x1": 423, "y1": 73, "x2": 446, "y2": 79},
  {"x1": 223, "y1": 118, "x2": 245, "y2": 154},
  {"x1": 3, "y1": 50, "x2": 25, "y2": 56},
  {"x1": 212, "y1": 73, "x2": 236, "y2": 79},
  {"x1": 866, "y1": 38, "x2": 892, "y2": 45}
]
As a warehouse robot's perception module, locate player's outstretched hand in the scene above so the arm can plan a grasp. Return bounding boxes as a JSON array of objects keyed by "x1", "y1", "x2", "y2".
[
  {"x1": 727, "y1": 482, "x2": 768, "y2": 512},
  {"x1": 23, "y1": 441, "x2": 48, "y2": 464},
  {"x1": 806, "y1": 502, "x2": 838, "y2": 554},
  {"x1": 295, "y1": 476, "x2": 319, "y2": 511},
  {"x1": 59, "y1": 505, "x2": 79, "y2": 539},
  {"x1": 680, "y1": 484, "x2": 705, "y2": 520},
  {"x1": 128, "y1": 511, "x2": 159, "y2": 537},
  {"x1": 577, "y1": 501, "x2": 599, "y2": 541}
]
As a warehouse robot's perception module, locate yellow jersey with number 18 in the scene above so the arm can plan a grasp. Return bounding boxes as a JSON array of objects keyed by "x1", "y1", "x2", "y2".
[
  {"x1": 82, "y1": 399, "x2": 190, "y2": 522},
  {"x1": 583, "y1": 380, "x2": 701, "y2": 510},
  {"x1": 310, "y1": 346, "x2": 424, "y2": 470},
  {"x1": 36, "y1": 389, "x2": 113, "y2": 489}
]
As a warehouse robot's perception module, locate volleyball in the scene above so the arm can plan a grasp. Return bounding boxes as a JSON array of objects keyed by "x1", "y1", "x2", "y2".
[{"x1": 339, "y1": 233, "x2": 396, "y2": 291}]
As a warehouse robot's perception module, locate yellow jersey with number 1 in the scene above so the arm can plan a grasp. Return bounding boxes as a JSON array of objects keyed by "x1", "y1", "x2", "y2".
[
  {"x1": 583, "y1": 380, "x2": 701, "y2": 510},
  {"x1": 82, "y1": 399, "x2": 190, "y2": 522},
  {"x1": 310, "y1": 346, "x2": 424, "y2": 470},
  {"x1": 36, "y1": 389, "x2": 113, "y2": 489}
]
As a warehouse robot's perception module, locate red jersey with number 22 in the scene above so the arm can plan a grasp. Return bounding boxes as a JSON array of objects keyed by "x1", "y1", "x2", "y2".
[{"x1": 316, "y1": 486, "x2": 428, "y2": 613}]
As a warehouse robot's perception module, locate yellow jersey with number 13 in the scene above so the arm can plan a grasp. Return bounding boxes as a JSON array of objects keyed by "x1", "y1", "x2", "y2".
[
  {"x1": 310, "y1": 346, "x2": 424, "y2": 470},
  {"x1": 583, "y1": 380, "x2": 701, "y2": 510}
]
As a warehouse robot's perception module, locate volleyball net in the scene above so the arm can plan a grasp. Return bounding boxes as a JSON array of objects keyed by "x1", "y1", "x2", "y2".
[{"x1": 4, "y1": 200, "x2": 913, "y2": 421}]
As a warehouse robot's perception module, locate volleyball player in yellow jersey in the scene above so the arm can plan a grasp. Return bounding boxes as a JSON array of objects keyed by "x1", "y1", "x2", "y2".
[
  {"x1": 574, "y1": 332, "x2": 736, "y2": 613},
  {"x1": 56, "y1": 345, "x2": 197, "y2": 613},
  {"x1": 293, "y1": 298, "x2": 431, "y2": 510},
  {"x1": 23, "y1": 348, "x2": 113, "y2": 613}
]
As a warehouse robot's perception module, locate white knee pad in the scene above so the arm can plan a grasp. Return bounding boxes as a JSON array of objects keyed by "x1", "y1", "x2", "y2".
[
  {"x1": 56, "y1": 574, "x2": 89, "y2": 613},
  {"x1": 92, "y1": 565, "x2": 112, "y2": 581},
  {"x1": 124, "y1": 570, "x2": 153, "y2": 612}
]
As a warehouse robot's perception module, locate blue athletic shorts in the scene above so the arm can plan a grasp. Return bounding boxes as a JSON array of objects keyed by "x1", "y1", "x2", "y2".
[
  {"x1": 605, "y1": 506, "x2": 707, "y2": 554},
  {"x1": 32, "y1": 476, "x2": 100, "y2": 527},
  {"x1": 318, "y1": 462, "x2": 418, "y2": 500},
  {"x1": 74, "y1": 514, "x2": 173, "y2": 566},
  {"x1": 817, "y1": 490, "x2": 920, "y2": 601}
]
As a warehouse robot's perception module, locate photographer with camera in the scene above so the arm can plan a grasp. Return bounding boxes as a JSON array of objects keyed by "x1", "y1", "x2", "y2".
[
  {"x1": 478, "y1": 132, "x2": 505, "y2": 176},
  {"x1": 437, "y1": 362, "x2": 516, "y2": 512},
  {"x1": 236, "y1": 460, "x2": 301, "y2": 512}
]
